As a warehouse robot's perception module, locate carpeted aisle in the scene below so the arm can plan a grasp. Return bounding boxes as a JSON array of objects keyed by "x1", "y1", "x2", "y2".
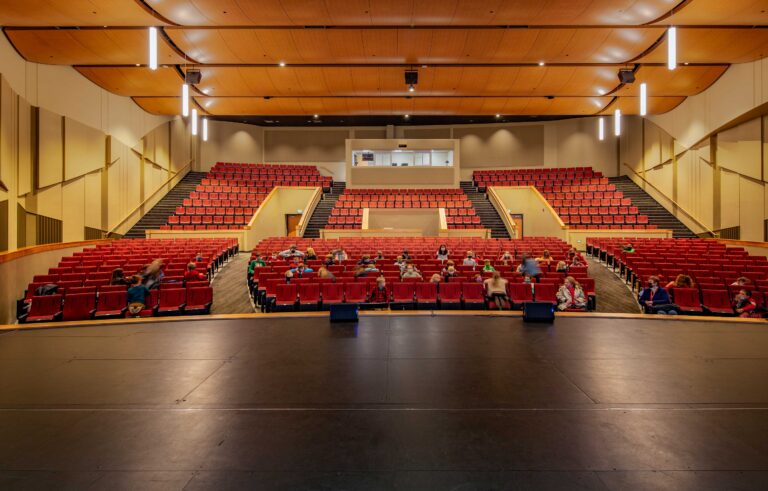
[
  {"x1": 587, "y1": 257, "x2": 642, "y2": 314},
  {"x1": 210, "y1": 252, "x2": 255, "y2": 314}
]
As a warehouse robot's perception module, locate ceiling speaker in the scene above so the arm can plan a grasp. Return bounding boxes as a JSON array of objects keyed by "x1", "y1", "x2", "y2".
[
  {"x1": 618, "y1": 69, "x2": 635, "y2": 84},
  {"x1": 185, "y1": 69, "x2": 202, "y2": 85},
  {"x1": 405, "y1": 70, "x2": 418, "y2": 86}
]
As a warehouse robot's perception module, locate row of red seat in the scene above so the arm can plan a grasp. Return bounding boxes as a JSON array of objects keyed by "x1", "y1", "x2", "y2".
[
  {"x1": 21, "y1": 286, "x2": 213, "y2": 323},
  {"x1": 331, "y1": 207, "x2": 477, "y2": 217}
]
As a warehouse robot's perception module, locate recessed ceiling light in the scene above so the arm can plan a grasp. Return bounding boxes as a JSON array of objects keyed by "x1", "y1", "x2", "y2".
[
  {"x1": 495, "y1": 114, "x2": 501, "y2": 118},
  {"x1": 538, "y1": 61, "x2": 545, "y2": 66},
  {"x1": 313, "y1": 114, "x2": 319, "y2": 118},
  {"x1": 404, "y1": 114, "x2": 410, "y2": 119},
  {"x1": 135, "y1": 63, "x2": 140, "y2": 67},
  {"x1": 278, "y1": 61, "x2": 286, "y2": 67}
]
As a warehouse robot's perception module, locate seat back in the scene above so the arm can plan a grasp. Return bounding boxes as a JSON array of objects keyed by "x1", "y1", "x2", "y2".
[
  {"x1": 62, "y1": 293, "x2": 96, "y2": 321},
  {"x1": 298, "y1": 283, "x2": 320, "y2": 302},
  {"x1": 275, "y1": 284, "x2": 297, "y2": 302},
  {"x1": 461, "y1": 282, "x2": 484, "y2": 301},
  {"x1": 321, "y1": 283, "x2": 344, "y2": 302},
  {"x1": 97, "y1": 291, "x2": 127, "y2": 311},
  {"x1": 392, "y1": 282, "x2": 416, "y2": 301},
  {"x1": 415, "y1": 282, "x2": 437, "y2": 301},
  {"x1": 438, "y1": 282, "x2": 462, "y2": 301},
  {"x1": 28, "y1": 294, "x2": 62, "y2": 317},
  {"x1": 159, "y1": 288, "x2": 186, "y2": 307},
  {"x1": 534, "y1": 284, "x2": 558, "y2": 303},
  {"x1": 672, "y1": 288, "x2": 700, "y2": 308},
  {"x1": 344, "y1": 282, "x2": 367, "y2": 302},
  {"x1": 701, "y1": 289, "x2": 731, "y2": 308},
  {"x1": 508, "y1": 283, "x2": 533, "y2": 303},
  {"x1": 186, "y1": 287, "x2": 213, "y2": 307}
]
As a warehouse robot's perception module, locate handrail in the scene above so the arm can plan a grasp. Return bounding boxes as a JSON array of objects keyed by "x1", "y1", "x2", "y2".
[
  {"x1": 107, "y1": 162, "x2": 191, "y2": 236},
  {"x1": 486, "y1": 187, "x2": 518, "y2": 238},
  {"x1": 622, "y1": 164, "x2": 718, "y2": 238},
  {"x1": 295, "y1": 187, "x2": 323, "y2": 237}
]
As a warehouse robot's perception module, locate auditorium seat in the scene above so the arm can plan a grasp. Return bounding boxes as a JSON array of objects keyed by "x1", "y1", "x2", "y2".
[
  {"x1": 61, "y1": 293, "x2": 96, "y2": 321},
  {"x1": 94, "y1": 291, "x2": 127, "y2": 319},
  {"x1": 391, "y1": 282, "x2": 415, "y2": 310},
  {"x1": 415, "y1": 282, "x2": 438, "y2": 309},
  {"x1": 461, "y1": 283, "x2": 486, "y2": 309},
  {"x1": 321, "y1": 283, "x2": 344, "y2": 309},
  {"x1": 437, "y1": 283, "x2": 462, "y2": 309},
  {"x1": 298, "y1": 283, "x2": 321, "y2": 311},
  {"x1": 671, "y1": 288, "x2": 703, "y2": 314},
  {"x1": 24, "y1": 295, "x2": 63, "y2": 323},
  {"x1": 701, "y1": 290, "x2": 734, "y2": 316},
  {"x1": 273, "y1": 284, "x2": 298, "y2": 312},
  {"x1": 185, "y1": 287, "x2": 213, "y2": 315},
  {"x1": 156, "y1": 288, "x2": 187, "y2": 316},
  {"x1": 508, "y1": 283, "x2": 533, "y2": 307},
  {"x1": 344, "y1": 283, "x2": 368, "y2": 304}
]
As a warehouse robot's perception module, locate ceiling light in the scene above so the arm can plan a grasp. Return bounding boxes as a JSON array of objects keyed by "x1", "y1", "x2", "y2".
[
  {"x1": 191, "y1": 109, "x2": 198, "y2": 136},
  {"x1": 404, "y1": 114, "x2": 410, "y2": 119},
  {"x1": 538, "y1": 61, "x2": 545, "y2": 66},
  {"x1": 408, "y1": 84, "x2": 415, "y2": 92},
  {"x1": 614, "y1": 109, "x2": 621, "y2": 137},
  {"x1": 313, "y1": 114, "x2": 319, "y2": 119},
  {"x1": 278, "y1": 61, "x2": 286, "y2": 67},
  {"x1": 495, "y1": 114, "x2": 501, "y2": 119},
  {"x1": 667, "y1": 27, "x2": 677, "y2": 70},
  {"x1": 598, "y1": 117, "x2": 605, "y2": 141},
  {"x1": 148, "y1": 27, "x2": 158, "y2": 70},
  {"x1": 181, "y1": 83, "x2": 189, "y2": 117},
  {"x1": 639, "y1": 82, "x2": 647, "y2": 116},
  {"x1": 135, "y1": 63, "x2": 140, "y2": 67},
  {"x1": 202, "y1": 118, "x2": 208, "y2": 142}
]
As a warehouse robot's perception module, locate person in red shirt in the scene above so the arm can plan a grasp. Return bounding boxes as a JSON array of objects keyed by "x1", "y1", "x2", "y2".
[
  {"x1": 367, "y1": 276, "x2": 390, "y2": 307},
  {"x1": 184, "y1": 263, "x2": 206, "y2": 283},
  {"x1": 733, "y1": 289, "x2": 759, "y2": 318}
]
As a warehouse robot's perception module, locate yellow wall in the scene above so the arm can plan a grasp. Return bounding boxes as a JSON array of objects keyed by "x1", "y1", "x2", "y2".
[
  {"x1": 367, "y1": 209, "x2": 441, "y2": 236},
  {"x1": 489, "y1": 187, "x2": 566, "y2": 239}
]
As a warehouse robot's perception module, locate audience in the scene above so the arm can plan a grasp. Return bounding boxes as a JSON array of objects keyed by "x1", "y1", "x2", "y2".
[
  {"x1": 110, "y1": 268, "x2": 130, "y2": 286},
  {"x1": 731, "y1": 276, "x2": 751, "y2": 287},
  {"x1": 483, "y1": 271, "x2": 509, "y2": 310},
  {"x1": 463, "y1": 251, "x2": 478, "y2": 267},
  {"x1": 248, "y1": 254, "x2": 267, "y2": 276},
  {"x1": 332, "y1": 248, "x2": 348, "y2": 262},
  {"x1": 278, "y1": 245, "x2": 304, "y2": 258},
  {"x1": 304, "y1": 247, "x2": 318, "y2": 260},
  {"x1": 317, "y1": 266, "x2": 335, "y2": 280},
  {"x1": 184, "y1": 263, "x2": 206, "y2": 282},
  {"x1": 429, "y1": 273, "x2": 442, "y2": 284},
  {"x1": 622, "y1": 243, "x2": 635, "y2": 253},
  {"x1": 498, "y1": 250, "x2": 513, "y2": 266},
  {"x1": 443, "y1": 265, "x2": 458, "y2": 281},
  {"x1": 733, "y1": 289, "x2": 759, "y2": 318},
  {"x1": 402, "y1": 265, "x2": 423, "y2": 280},
  {"x1": 126, "y1": 275, "x2": 150, "y2": 317},
  {"x1": 535, "y1": 250, "x2": 553, "y2": 265},
  {"x1": 638, "y1": 275, "x2": 677, "y2": 314},
  {"x1": 482, "y1": 259, "x2": 496, "y2": 272},
  {"x1": 436, "y1": 244, "x2": 450, "y2": 261},
  {"x1": 665, "y1": 274, "x2": 694, "y2": 290},
  {"x1": 555, "y1": 260, "x2": 568, "y2": 273},
  {"x1": 143, "y1": 259, "x2": 164, "y2": 289},
  {"x1": 289, "y1": 263, "x2": 313, "y2": 277},
  {"x1": 367, "y1": 276, "x2": 390, "y2": 306},
  {"x1": 556, "y1": 276, "x2": 587, "y2": 311}
]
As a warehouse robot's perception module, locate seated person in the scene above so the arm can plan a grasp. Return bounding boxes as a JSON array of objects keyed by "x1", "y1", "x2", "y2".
[
  {"x1": 733, "y1": 289, "x2": 759, "y2": 318},
  {"x1": 184, "y1": 263, "x2": 206, "y2": 283},
  {"x1": 278, "y1": 245, "x2": 304, "y2": 258},
  {"x1": 367, "y1": 276, "x2": 390, "y2": 307},
  {"x1": 665, "y1": 274, "x2": 694, "y2": 291},
  {"x1": 357, "y1": 255, "x2": 374, "y2": 266},
  {"x1": 517, "y1": 255, "x2": 542, "y2": 278},
  {"x1": 483, "y1": 272, "x2": 509, "y2": 310},
  {"x1": 556, "y1": 276, "x2": 588, "y2": 311},
  {"x1": 401, "y1": 250, "x2": 411, "y2": 260},
  {"x1": 731, "y1": 276, "x2": 752, "y2": 287},
  {"x1": 463, "y1": 252, "x2": 478, "y2": 267},
  {"x1": 195, "y1": 251, "x2": 205, "y2": 262},
  {"x1": 443, "y1": 265, "x2": 459, "y2": 281},
  {"x1": 638, "y1": 275, "x2": 677, "y2": 314},
  {"x1": 317, "y1": 266, "x2": 335, "y2": 280},
  {"x1": 304, "y1": 247, "x2": 318, "y2": 261},
  {"x1": 482, "y1": 259, "x2": 496, "y2": 272},
  {"x1": 622, "y1": 243, "x2": 635, "y2": 253},
  {"x1": 436, "y1": 245, "x2": 450, "y2": 261},
  {"x1": 499, "y1": 251, "x2": 514, "y2": 266},
  {"x1": 289, "y1": 263, "x2": 314, "y2": 277},
  {"x1": 555, "y1": 260, "x2": 568, "y2": 274},
  {"x1": 569, "y1": 254, "x2": 582, "y2": 267},
  {"x1": 429, "y1": 273, "x2": 442, "y2": 284},
  {"x1": 535, "y1": 250, "x2": 554, "y2": 265},
  {"x1": 126, "y1": 275, "x2": 151, "y2": 317},
  {"x1": 472, "y1": 273, "x2": 484, "y2": 284},
  {"x1": 332, "y1": 248, "x2": 348, "y2": 262},
  {"x1": 401, "y1": 265, "x2": 423, "y2": 280},
  {"x1": 324, "y1": 253, "x2": 335, "y2": 267},
  {"x1": 375, "y1": 251, "x2": 385, "y2": 261},
  {"x1": 394, "y1": 256, "x2": 407, "y2": 272},
  {"x1": 110, "y1": 268, "x2": 131, "y2": 286},
  {"x1": 248, "y1": 254, "x2": 267, "y2": 276}
]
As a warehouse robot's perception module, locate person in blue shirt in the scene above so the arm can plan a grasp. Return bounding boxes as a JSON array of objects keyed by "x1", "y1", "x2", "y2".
[
  {"x1": 127, "y1": 275, "x2": 151, "y2": 317},
  {"x1": 289, "y1": 263, "x2": 314, "y2": 277},
  {"x1": 638, "y1": 275, "x2": 675, "y2": 314}
]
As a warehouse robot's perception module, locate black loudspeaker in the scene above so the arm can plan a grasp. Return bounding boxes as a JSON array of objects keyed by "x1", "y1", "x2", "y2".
[
  {"x1": 330, "y1": 303, "x2": 359, "y2": 322},
  {"x1": 618, "y1": 69, "x2": 635, "y2": 84},
  {"x1": 405, "y1": 70, "x2": 418, "y2": 85},
  {"x1": 522, "y1": 302, "x2": 555, "y2": 323},
  {"x1": 185, "y1": 69, "x2": 202, "y2": 84}
]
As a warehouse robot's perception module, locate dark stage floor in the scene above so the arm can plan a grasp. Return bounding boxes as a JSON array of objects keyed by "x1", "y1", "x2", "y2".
[{"x1": 1, "y1": 315, "x2": 768, "y2": 490}]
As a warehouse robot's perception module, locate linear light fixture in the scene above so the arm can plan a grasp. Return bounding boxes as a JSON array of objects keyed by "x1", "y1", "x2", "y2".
[
  {"x1": 181, "y1": 83, "x2": 189, "y2": 117},
  {"x1": 202, "y1": 118, "x2": 208, "y2": 141},
  {"x1": 148, "y1": 27, "x2": 158, "y2": 70},
  {"x1": 598, "y1": 117, "x2": 605, "y2": 141},
  {"x1": 640, "y1": 82, "x2": 647, "y2": 116},
  {"x1": 667, "y1": 27, "x2": 677, "y2": 70},
  {"x1": 191, "y1": 109, "x2": 198, "y2": 136},
  {"x1": 614, "y1": 109, "x2": 622, "y2": 136}
]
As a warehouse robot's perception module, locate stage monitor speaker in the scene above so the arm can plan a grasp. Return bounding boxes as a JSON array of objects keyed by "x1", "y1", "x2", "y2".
[
  {"x1": 618, "y1": 69, "x2": 635, "y2": 84},
  {"x1": 330, "y1": 303, "x2": 359, "y2": 322},
  {"x1": 522, "y1": 301, "x2": 555, "y2": 323}
]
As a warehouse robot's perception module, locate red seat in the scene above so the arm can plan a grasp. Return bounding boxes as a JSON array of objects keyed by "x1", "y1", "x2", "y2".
[
  {"x1": 415, "y1": 282, "x2": 438, "y2": 309},
  {"x1": 185, "y1": 287, "x2": 213, "y2": 314},
  {"x1": 273, "y1": 284, "x2": 297, "y2": 312},
  {"x1": 533, "y1": 284, "x2": 558, "y2": 304},
  {"x1": 100, "y1": 285, "x2": 127, "y2": 293},
  {"x1": 95, "y1": 291, "x2": 127, "y2": 318},
  {"x1": 61, "y1": 293, "x2": 96, "y2": 321},
  {"x1": 321, "y1": 283, "x2": 344, "y2": 308},
  {"x1": 344, "y1": 282, "x2": 367, "y2": 303},
  {"x1": 132, "y1": 290, "x2": 159, "y2": 317},
  {"x1": 391, "y1": 282, "x2": 416, "y2": 310},
  {"x1": 298, "y1": 283, "x2": 321, "y2": 311},
  {"x1": 671, "y1": 288, "x2": 702, "y2": 314},
  {"x1": 438, "y1": 282, "x2": 462, "y2": 309},
  {"x1": 24, "y1": 295, "x2": 63, "y2": 323},
  {"x1": 461, "y1": 282, "x2": 486, "y2": 309},
  {"x1": 701, "y1": 289, "x2": 734, "y2": 315},
  {"x1": 508, "y1": 283, "x2": 533, "y2": 306},
  {"x1": 157, "y1": 288, "x2": 187, "y2": 316}
]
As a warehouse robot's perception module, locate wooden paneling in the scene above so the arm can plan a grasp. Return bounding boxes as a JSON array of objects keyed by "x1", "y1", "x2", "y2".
[
  {"x1": 6, "y1": 29, "x2": 187, "y2": 66},
  {"x1": 616, "y1": 65, "x2": 728, "y2": 97},
  {"x1": 189, "y1": 66, "x2": 622, "y2": 97},
  {"x1": 658, "y1": 0, "x2": 768, "y2": 25},
  {"x1": 601, "y1": 96, "x2": 685, "y2": 115},
  {"x1": 637, "y1": 28, "x2": 768, "y2": 64},
  {"x1": 146, "y1": 0, "x2": 678, "y2": 26},
  {"x1": 0, "y1": 0, "x2": 164, "y2": 26},
  {"x1": 191, "y1": 96, "x2": 611, "y2": 116},
  {"x1": 166, "y1": 27, "x2": 664, "y2": 65},
  {"x1": 75, "y1": 67, "x2": 183, "y2": 97}
]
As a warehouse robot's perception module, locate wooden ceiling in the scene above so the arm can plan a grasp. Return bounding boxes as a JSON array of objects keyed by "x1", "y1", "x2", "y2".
[{"x1": 2, "y1": 0, "x2": 767, "y2": 121}]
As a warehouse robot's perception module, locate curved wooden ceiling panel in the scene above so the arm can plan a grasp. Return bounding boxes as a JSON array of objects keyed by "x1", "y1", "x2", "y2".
[
  {"x1": 189, "y1": 96, "x2": 611, "y2": 116},
  {"x1": 5, "y1": 29, "x2": 186, "y2": 66},
  {"x1": 187, "y1": 66, "x2": 621, "y2": 97},
  {"x1": 601, "y1": 96, "x2": 685, "y2": 115},
  {"x1": 656, "y1": 0, "x2": 768, "y2": 25},
  {"x1": 0, "y1": 1, "x2": 164, "y2": 26},
  {"x1": 166, "y1": 27, "x2": 664, "y2": 65},
  {"x1": 636, "y1": 28, "x2": 768, "y2": 64},
  {"x1": 75, "y1": 67, "x2": 183, "y2": 97},
  {"x1": 146, "y1": 0, "x2": 678, "y2": 26},
  {"x1": 615, "y1": 65, "x2": 728, "y2": 97}
]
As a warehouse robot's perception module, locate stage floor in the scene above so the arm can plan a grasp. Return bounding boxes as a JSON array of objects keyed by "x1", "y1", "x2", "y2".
[{"x1": 1, "y1": 314, "x2": 768, "y2": 490}]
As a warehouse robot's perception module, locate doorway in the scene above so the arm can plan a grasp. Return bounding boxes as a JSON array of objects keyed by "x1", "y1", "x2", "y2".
[
  {"x1": 285, "y1": 214, "x2": 302, "y2": 237},
  {"x1": 509, "y1": 214, "x2": 523, "y2": 239}
]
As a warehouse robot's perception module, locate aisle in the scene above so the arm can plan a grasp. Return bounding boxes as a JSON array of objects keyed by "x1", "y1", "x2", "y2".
[
  {"x1": 210, "y1": 252, "x2": 255, "y2": 314},
  {"x1": 587, "y1": 257, "x2": 642, "y2": 314}
]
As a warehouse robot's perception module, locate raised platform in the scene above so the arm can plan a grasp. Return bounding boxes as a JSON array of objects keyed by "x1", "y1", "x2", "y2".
[{"x1": 1, "y1": 313, "x2": 767, "y2": 489}]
